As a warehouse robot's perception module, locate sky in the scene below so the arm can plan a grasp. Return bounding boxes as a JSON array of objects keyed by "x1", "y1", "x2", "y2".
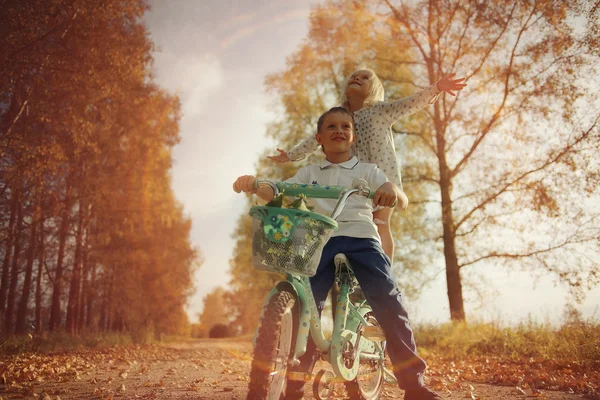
[{"x1": 143, "y1": 0, "x2": 600, "y2": 326}]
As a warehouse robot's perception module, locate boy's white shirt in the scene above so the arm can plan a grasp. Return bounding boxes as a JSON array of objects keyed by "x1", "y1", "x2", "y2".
[{"x1": 285, "y1": 156, "x2": 388, "y2": 243}]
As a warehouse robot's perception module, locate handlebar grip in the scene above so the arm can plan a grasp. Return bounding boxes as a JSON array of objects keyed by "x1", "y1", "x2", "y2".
[{"x1": 367, "y1": 190, "x2": 398, "y2": 208}]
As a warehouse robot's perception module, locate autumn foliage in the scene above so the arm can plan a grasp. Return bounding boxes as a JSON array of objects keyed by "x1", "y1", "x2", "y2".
[
  {"x1": 0, "y1": 0, "x2": 198, "y2": 340},
  {"x1": 224, "y1": 0, "x2": 600, "y2": 331}
]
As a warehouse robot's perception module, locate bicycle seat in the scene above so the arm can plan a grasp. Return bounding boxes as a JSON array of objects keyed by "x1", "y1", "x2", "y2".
[
  {"x1": 334, "y1": 254, "x2": 359, "y2": 290},
  {"x1": 334, "y1": 253, "x2": 350, "y2": 268}
]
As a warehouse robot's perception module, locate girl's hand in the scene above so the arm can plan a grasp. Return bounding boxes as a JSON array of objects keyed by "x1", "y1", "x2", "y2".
[
  {"x1": 437, "y1": 73, "x2": 467, "y2": 96},
  {"x1": 395, "y1": 189, "x2": 409, "y2": 210},
  {"x1": 267, "y1": 148, "x2": 290, "y2": 163},
  {"x1": 233, "y1": 175, "x2": 257, "y2": 194}
]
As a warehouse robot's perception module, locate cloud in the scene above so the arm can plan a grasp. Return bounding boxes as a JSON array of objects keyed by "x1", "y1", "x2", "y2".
[{"x1": 151, "y1": 52, "x2": 224, "y2": 117}]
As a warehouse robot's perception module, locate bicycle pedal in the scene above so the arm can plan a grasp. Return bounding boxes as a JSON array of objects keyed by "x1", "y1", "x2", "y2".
[
  {"x1": 361, "y1": 325, "x2": 386, "y2": 341},
  {"x1": 383, "y1": 367, "x2": 397, "y2": 383}
]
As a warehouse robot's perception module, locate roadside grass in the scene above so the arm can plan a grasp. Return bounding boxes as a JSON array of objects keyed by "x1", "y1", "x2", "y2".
[
  {"x1": 415, "y1": 319, "x2": 600, "y2": 367},
  {"x1": 0, "y1": 331, "x2": 133, "y2": 355},
  {"x1": 414, "y1": 319, "x2": 600, "y2": 394}
]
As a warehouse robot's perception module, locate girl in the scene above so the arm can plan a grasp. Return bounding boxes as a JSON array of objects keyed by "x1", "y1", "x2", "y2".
[{"x1": 268, "y1": 69, "x2": 466, "y2": 260}]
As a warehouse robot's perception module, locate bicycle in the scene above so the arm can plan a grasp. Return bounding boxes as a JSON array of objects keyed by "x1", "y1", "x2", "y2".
[{"x1": 241, "y1": 179, "x2": 396, "y2": 400}]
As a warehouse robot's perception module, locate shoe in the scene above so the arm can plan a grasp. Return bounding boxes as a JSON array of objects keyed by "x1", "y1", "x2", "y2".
[
  {"x1": 404, "y1": 386, "x2": 443, "y2": 400},
  {"x1": 282, "y1": 389, "x2": 304, "y2": 400},
  {"x1": 282, "y1": 378, "x2": 305, "y2": 400}
]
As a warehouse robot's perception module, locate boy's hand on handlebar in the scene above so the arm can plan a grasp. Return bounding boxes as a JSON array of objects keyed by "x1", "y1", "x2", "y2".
[
  {"x1": 267, "y1": 148, "x2": 290, "y2": 164},
  {"x1": 233, "y1": 175, "x2": 257, "y2": 194},
  {"x1": 373, "y1": 182, "x2": 409, "y2": 209},
  {"x1": 373, "y1": 182, "x2": 398, "y2": 208}
]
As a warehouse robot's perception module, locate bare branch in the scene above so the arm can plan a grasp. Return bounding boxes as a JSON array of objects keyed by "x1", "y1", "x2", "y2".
[
  {"x1": 462, "y1": 3, "x2": 517, "y2": 83},
  {"x1": 373, "y1": 56, "x2": 426, "y2": 67},
  {"x1": 3, "y1": 99, "x2": 28, "y2": 138},
  {"x1": 450, "y1": 3, "x2": 538, "y2": 178},
  {"x1": 455, "y1": 116, "x2": 599, "y2": 231},
  {"x1": 447, "y1": 3, "x2": 475, "y2": 74},
  {"x1": 383, "y1": 0, "x2": 431, "y2": 64},
  {"x1": 459, "y1": 233, "x2": 598, "y2": 269}
]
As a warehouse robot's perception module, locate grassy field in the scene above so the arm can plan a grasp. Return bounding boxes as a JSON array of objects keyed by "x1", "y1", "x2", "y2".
[{"x1": 415, "y1": 319, "x2": 600, "y2": 366}]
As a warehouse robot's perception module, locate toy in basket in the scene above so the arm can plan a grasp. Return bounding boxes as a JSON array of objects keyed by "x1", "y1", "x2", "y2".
[{"x1": 250, "y1": 193, "x2": 338, "y2": 276}]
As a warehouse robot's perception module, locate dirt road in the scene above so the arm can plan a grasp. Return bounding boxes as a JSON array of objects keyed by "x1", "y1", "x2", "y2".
[{"x1": 0, "y1": 339, "x2": 590, "y2": 399}]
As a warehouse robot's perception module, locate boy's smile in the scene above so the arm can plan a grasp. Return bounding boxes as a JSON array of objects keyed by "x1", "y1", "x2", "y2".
[{"x1": 316, "y1": 111, "x2": 355, "y2": 159}]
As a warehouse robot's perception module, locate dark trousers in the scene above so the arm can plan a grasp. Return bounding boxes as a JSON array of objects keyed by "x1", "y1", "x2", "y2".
[{"x1": 286, "y1": 236, "x2": 426, "y2": 394}]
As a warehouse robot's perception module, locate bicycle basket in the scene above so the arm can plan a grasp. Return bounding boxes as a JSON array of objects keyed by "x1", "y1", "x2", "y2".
[{"x1": 250, "y1": 206, "x2": 338, "y2": 277}]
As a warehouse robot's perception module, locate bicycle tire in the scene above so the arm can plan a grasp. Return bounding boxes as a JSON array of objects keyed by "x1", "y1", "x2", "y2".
[
  {"x1": 345, "y1": 313, "x2": 385, "y2": 400},
  {"x1": 247, "y1": 290, "x2": 297, "y2": 400}
]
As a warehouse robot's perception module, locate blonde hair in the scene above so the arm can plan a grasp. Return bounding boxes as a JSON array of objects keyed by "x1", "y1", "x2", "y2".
[{"x1": 340, "y1": 68, "x2": 385, "y2": 109}]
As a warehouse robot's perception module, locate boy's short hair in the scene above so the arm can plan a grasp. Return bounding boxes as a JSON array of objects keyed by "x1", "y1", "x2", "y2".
[{"x1": 316, "y1": 107, "x2": 355, "y2": 133}]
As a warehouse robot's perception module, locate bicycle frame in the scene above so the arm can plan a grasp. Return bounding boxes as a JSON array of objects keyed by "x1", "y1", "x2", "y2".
[
  {"x1": 261, "y1": 270, "x2": 384, "y2": 381},
  {"x1": 253, "y1": 180, "x2": 387, "y2": 381}
]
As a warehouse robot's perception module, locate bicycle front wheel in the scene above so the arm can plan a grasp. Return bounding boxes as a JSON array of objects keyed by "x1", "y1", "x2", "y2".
[
  {"x1": 247, "y1": 290, "x2": 297, "y2": 400},
  {"x1": 345, "y1": 313, "x2": 385, "y2": 400}
]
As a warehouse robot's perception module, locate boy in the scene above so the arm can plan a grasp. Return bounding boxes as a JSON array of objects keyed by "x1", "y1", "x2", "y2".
[{"x1": 233, "y1": 107, "x2": 442, "y2": 400}]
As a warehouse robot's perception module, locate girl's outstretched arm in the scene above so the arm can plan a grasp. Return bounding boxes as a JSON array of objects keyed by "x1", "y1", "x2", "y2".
[
  {"x1": 436, "y1": 73, "x2": 467, "y2": 96},
  {"x1": 375, "y1": 84, "x2": 442, "y2": 125},
  {"x1": 375, "y1": 74, "x2": 466, "y2": 125},
  {"x1": 270, "y1": 134, "x2": 319, "y2": 163},
  {"x1": 267, "y1": 148, "x2": 290, "y2": 163}
]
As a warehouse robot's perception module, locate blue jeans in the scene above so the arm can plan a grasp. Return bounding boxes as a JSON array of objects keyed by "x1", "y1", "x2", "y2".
[{"x1": 286, "y1": 236, "x2": 426, "y2": 393}]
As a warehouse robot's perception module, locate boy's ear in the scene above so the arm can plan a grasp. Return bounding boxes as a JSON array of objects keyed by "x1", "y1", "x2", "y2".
[{"x1": 315, "y1": 132, "x2": 323, "y2": 145}]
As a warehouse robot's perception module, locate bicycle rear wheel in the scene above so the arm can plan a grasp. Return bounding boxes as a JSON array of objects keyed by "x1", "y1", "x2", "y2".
[
  {"x1": 345, "y1": 313, "x2": 385, "y2": 400},
  {"x1": 247, "y1": 290, "x2": 297, "y2": 400}
]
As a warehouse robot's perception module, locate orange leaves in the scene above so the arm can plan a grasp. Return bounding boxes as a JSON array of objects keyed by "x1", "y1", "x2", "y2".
[
  {"x1": 143, "y1": 380, "x2": 165, "y2": 388},
  {"x1": 425, "y1": 352, "x2": 600, "y2": 396}
]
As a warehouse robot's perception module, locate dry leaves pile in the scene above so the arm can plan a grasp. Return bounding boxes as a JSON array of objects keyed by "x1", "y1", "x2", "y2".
[
  {"x1": 1, "y1": 341, "x2": 598, "y2": 399},
  {"x1": 425, "y1": 353, "x2": 599, "y2": 397},
  {"x1": 0, "y1": 344, "x2": 250, "y2": 399}
]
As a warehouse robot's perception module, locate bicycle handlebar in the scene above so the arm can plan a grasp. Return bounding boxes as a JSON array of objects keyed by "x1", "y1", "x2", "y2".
[
  {"x1": 250, "y1": 179, "x2": 395, "y2": 219},
  {"x1": 254, "y1": 180, "x2": 376, "y2": 200}
]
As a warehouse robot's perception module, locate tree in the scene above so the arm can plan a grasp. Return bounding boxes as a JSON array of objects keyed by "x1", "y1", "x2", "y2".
[
  {"x1": 0, "y1": 0, "x2": 199, "y2": 338},
  {"x1": 242, "y1": 0, "x2": 600, "y2": 322},
  {"x1": 198, "y1": 287, "x2": 234, "y2": 335}
]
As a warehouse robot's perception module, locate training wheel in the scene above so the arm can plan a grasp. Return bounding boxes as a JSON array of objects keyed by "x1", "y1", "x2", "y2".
[{"x1": 313, "y1": 369, "x2": 335, "y2": 400}]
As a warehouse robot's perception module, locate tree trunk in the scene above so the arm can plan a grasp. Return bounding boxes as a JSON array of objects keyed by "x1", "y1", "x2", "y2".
[
  {"x1": 35, "y1": 210, "x2": 45, "y2": 333},
  {"x1": 5, "y1": 201, "x2": 24, "y2": 333},
  {"x1": 105, "y1": 270, "x2": 115, "y2": 332},
  {"x1": 86, "y1": 262, "x2": 96, "y2": 328},
  {"x1": 49, "y1": 188, "x2": 71, "y2": 331},
  {"x1": 0, "y1": 190, "x2": 18, "y2": 315},
  {"x1": 433, "y1": 99, "x2": 465, "y2": 321},
  {"x1": 78, "y1": 223, "x2": 90, "y2": 332},
  {"x1": 99, "y1": 266, "x2": 109, "y2": 332},
  {"x1": 15, "y1": 207, "x2": 38, "y2": 334},
  {"x1": 66, "y1": 201, "x2": 85, "y2": 335}
]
